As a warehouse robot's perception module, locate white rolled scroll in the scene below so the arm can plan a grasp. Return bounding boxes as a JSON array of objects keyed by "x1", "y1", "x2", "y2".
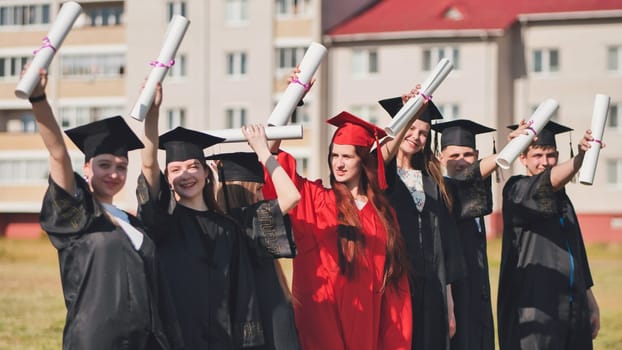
[
  {"x1": 266, "y1": 42, "x2": 327, "y2": 126},
  {"x1": 205, "y1": 125, "x2": 303, "y2": 143},
  {"x1": 384, "y1": 58, "x2": 454, "y2": 137},
  {"x1": 579, "y1": 94, "x2": 610, "y2": 185},
  {"x1": 15, "y1": 1, "x2": 82, "y2": 99},
  {"x1": 495, "y1": 99, "x2": 559, "y2": 169},
  {"x1": 130, "y1": 15, "x2": 190, "y2": 121}
]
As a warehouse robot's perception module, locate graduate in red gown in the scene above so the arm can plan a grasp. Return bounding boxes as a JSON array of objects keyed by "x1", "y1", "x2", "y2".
[{"x1": 263, "y1": 112, "x2": 412, "y2": 350}]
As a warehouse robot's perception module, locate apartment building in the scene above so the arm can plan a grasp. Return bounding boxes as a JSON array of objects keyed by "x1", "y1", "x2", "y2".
[
  {"x1": 0, "y1": 0, "x2": 344, "y2": 238},
  {"x1": 326, "y1": 0, "x2": 622, "y2": 241}
]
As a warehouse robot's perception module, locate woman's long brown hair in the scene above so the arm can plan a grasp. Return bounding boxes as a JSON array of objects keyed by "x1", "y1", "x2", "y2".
[{"x1": 328, "y1": 144, "x2": 409, "y2": 290}]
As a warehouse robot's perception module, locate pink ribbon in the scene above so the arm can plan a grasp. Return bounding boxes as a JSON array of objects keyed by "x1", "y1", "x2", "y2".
[
  {"x1": 417, "y1": 91, "x2": 433, "y2": 102},
  {"x1": 526, "y1": 120, "x2": 537, "y2": 135},
  {"x1": 592, "y1": 139, "x2": 602, "y2": 145},
  {"x1": 149, "y1": 59, "x2": 175, "y2": 68},
  {"x1": 32, "y1": 37, "x2": 57, "y2": 55},
  {"x1": 291, "y1": 78, "x2": 310, "y2": 91}
]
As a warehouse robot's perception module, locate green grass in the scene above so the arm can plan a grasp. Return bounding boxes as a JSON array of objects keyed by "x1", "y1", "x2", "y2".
[{"x1": 1, "y1": 237, "x2": 620, "y2": 349}]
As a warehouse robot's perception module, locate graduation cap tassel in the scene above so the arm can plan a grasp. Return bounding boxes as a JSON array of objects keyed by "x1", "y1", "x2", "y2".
[
  {"x1": 569, "y1": 133, "x2": 577, "y2": 183},
  {"x1": 433, "y1": 126, "x2": 439, "y2": 157},
  {"x1": 493, "y1": 136, "x2": 503, "y2": 183}
]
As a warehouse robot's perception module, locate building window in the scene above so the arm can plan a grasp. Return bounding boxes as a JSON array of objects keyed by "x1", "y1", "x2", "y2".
[
  {"x1": 225, "y1": 0, "x2": 248, "y2": 23},
  {"x1": 437, "y1": 103, "x2": 460, "y2": 120},
  {"x1": 226, "y1": 52, "x2": 247, "y2": 77},
  {"x1": 0, "y1": 158, "x2": 48, "y2": 184},
  {"x1": 423, "y1": 47, "x2": 460, "y2": 71},
  {"x1": 350, "y1": 105, "x2": 380, "y2": 125},
  {"x1": 352, "y1": 49, "x2": 378, "y2": 77},
  {"x1": 0, "y1": 56, "x2": 30, "y2": 80},
  {"x1": 168, "y1": 54, "x2": 187, "y2": 78},
  {"x1": 0, "y1": 4, "x2": 50, "y2": 26},
  {"x1": 606, "y1": 159, "x2": 622, "y2": 185},
  {"x1": 532, "y1": 48, "x2": 559, "y2": 73},
  {"x1": 167, "y1": 1, "x2": 187, "y2": 20},
  {"x1": 608, "y1": 46, "x2": 621, "y2": 72},
  {"x1": 61, "y1": 53, "x2": 125, "y2": 79},
  {"x1": 86, "y1": 5, "x2": 123, "y2": 26},
  {"x1": 226, "y1": 107, "x2": 247, "y2": 128},
  {"x1": 290, "y1": 103, "x2": 310, "y2": 125},
  {"x1": 295, "y1": 156, "x2": 309, "y2": 175},
  {"x1": 608, "y1": 103, "x2": 619, "y2": 128},
  {"x1": 276, "y1": 47, "x2": 306, "y2": 70},
  {"x1": 59, "y1": 105, "x2": 124, "y2": 129},
  {"x1": 167, "y1": 108, "x2": 186, "y2": 129},
  {"x1": 276, "y1": 0, "x2": 311, "y2": 17}
]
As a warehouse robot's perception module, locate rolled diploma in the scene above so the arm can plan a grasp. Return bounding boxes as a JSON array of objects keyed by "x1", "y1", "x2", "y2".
[
  {"x1": 495, "y1": 99, "x2": 559, "y2": 169},
  {"x1": 579, "y1": 94, "x2": 610, "y2": 185},
  {"x1": 205, "y1": 125, "x2": 303, "y2": 143},
  {"x1": 384, "y1": 58, "x2": 454, "y2": 137},
  {"x1": 130, "y1": 15, "x2": 190, "y2": 121},
  {"x1": 15, "y1": 1, "x2": 82, "y2": 99},
  {"x1": 266, "y1": 42, "x2": 327, "y2": 126}
]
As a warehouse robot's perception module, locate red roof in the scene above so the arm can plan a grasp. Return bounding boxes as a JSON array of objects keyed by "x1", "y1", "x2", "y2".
[{"x1": 329, "y1": 0, "x2": 622, "y2": 35}]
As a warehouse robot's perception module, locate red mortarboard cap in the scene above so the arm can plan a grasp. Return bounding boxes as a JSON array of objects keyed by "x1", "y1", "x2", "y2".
[{"x1": 326, "y1": 111, "x2": 388, "y2": 189}]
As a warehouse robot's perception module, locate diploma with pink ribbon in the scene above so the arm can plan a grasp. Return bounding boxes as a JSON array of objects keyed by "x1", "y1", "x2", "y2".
[
  {"x1": 384, "y1": 58, "x2": 454, "y2": 137},
  {"x1": 130, "y1": 15, "x2": 190, "y2": 121},
  {"x1": 15, "y1": 1, "x2": 82, "y2": 99},
  {"x1": 496, "y1": 99, "x2": 559, "y2": 169},
  {"x1": 266, "y1": 42, "x2": 327, "y2": 126},
  {"x1": 579, "y1": 94, "x2": 610, "y2": 185},
  {"x1": 205, "y1": 125, "x2": 303, "y2": 143}
]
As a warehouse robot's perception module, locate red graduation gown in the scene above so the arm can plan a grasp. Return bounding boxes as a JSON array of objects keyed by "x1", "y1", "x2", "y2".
[{"x1": 264, "y1": 150, "x2": 412, "y2": 350}]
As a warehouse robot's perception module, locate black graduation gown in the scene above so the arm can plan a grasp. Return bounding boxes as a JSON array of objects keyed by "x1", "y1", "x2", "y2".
[
  {"x1": 385, "y1": 158, "x2": 466, "y2": 350},
  {"x1": 445, "y1": 161, "x2": 495, "y2": 350},
  {"x1": 40, "y1": 174, "x2": 172, "y2": 350},
  {"x1": 229, "y1": 202, "x2": 301, "y2": 350},
  {"x1": 137, "y1": 173, "x2": 264, "y2": 349},
  {"x1": 498, "y1": 169, "x2": 594, "y2": 350}
]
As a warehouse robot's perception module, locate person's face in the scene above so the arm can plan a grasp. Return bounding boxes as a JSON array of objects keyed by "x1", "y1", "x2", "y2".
[
  {"x1": 520, "y1": 146, "x2": 558, "y2": 176},
  {"x1": 331, "y1": 144, "x2": 362, "y2": 187},
  {"x1": 84, "y1": 154, "x2": 128, "y2": 203},
  {"x1": 440, "y1": 145, "x2": 479, "y2": 177},
  {"x1": 400, "y1": 119, "x2": 430, "y2": 156},
  {"x1": 166, "y1": 158, "x2": 208, "y2": 200}
]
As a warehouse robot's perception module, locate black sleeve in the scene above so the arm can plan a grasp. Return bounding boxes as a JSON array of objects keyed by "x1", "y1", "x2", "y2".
[
  {"x1": 136, "y1": 172, "x2": 175, "y2": 243},
  {"x1": 504, "y1": 169, "x2": 559, "y2": 221},
  {"x1": 230, "y1": 200, "x2": 296, "y2": 259},
  {"x1": 439, "y1": 190, "x2": 467, "y2": 284},
  {"x1": 446, "y1": 160, "x2": 493, "y2": 220}
]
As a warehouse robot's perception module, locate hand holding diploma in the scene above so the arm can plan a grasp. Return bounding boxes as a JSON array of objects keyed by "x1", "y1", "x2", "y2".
[
  {"x1": 15, "y1": 1, "x2": 82, "y2": 99},
  {"x1": 266, "y1": 42, "x2": 327, "y2": 126},
  {"x1": 496, "y1": 99, "x2": 559, "y2": 169},
  {"x1": 384, "y1": 58, "x2": 454, "y2": 137},
  {"x1": 130, "y1": 15, "x2": 190, "y2": 121},
  {"x1": 579, "y1": 94, "x2": 610, "y2": 185}
]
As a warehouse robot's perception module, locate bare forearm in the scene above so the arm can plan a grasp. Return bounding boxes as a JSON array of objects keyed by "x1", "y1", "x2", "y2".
[
  {"x1": 550, "y1": 154, "x2": 583, "y2": 191},
  {"x1": 141, "y1": 106, "x2": 161, "y2": 194},
  {"x1": 479, "y1": 154, "x2": 498, "y2": 179}
]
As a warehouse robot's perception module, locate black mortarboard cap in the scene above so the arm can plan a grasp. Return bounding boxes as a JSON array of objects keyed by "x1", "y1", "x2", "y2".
[
  {"x1": 378, "y1": 96, "x2": 443, "y2": 123},
  {"x1": 507, "y1": 120, "x2": 572, "y2": 148},
  {"x1": 65, "y1": 115, "x2": 144, "y2": 161},
  {"x1": 432, "y1": 119, "x2": 495, "y2": 149},
  {"x1": 159, "y1": 127, "x2": 224, "y2": 164},
  {"x1": 206, "y1": 152, "x2": 264, "y2": 184}
]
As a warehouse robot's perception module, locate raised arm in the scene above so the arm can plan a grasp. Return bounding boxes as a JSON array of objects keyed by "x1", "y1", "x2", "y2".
[
  {"x1": 479, "y1": 121, "x2": 531, "y2": 178},
  {"x1": 380, "y1": 85, "x2": 424, "y2": 163},
  {"x1": 550, "y1": 129, "x2": 594, "y2": 191},
  {"x1": 243, "y1": 124, "x2": 300, "y2": 214},
  {"x1": 26, "y1": 68, "x2": 75, "y2": 195},
  {"x1": 140, "y1": 82, "x2": 163, "y2": 197}
]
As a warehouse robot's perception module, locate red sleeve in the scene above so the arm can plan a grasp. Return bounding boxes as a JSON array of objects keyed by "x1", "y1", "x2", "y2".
[{"x1": 378, "y1": 275, "x2": 412, "y2": 350}]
